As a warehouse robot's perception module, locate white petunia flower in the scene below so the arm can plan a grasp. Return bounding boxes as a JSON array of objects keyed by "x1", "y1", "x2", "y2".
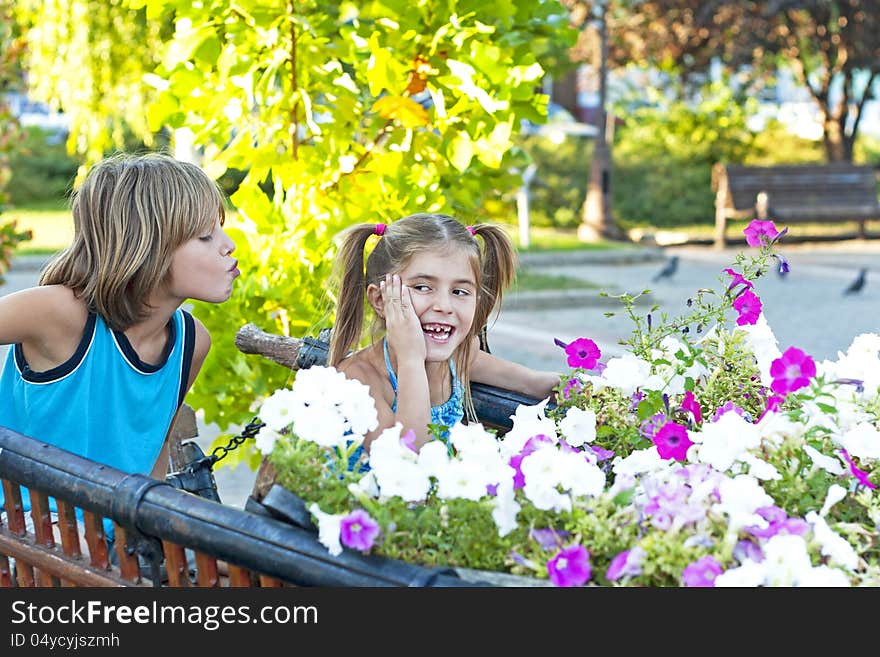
[
  {"x1": 819, "y1": 483, "x2": 847, "y2": 516},
  {"x1": 499, "y1": 398, "x2": 557, "y2": 456},
  {"x1": 254, "y1": 426, "x2": 283, "y2": 456},
  {"x1": 714, "y1": 474, "x2": 773, "y2": 530},
  {"x1": 309, "y1": 503, "x2": 343, "y2": 556},
  {"x1": 835, "y1": 422, "x2": 880, "y2": 460},
  {"x1": 491, "y1": 479, "x2": 521, "y2": 537},
  {"x1": 691, "y1": 412, "x2": 761, "y2": 472},
  {"x1": 806, "y1": 511, "x2": 859, "y2": 571},
  {"x1": 735, "y1": 313, "x2": 781, "y2": 387},
  {"x1": 558, "y1": 406, "x2": 597, "y2": 447},
  {"x1": 803, "y1": 445, "x2": 846, "y2": 476},
  {"x1": 258, "y1": 388, "x2": 299, "y2": 432}
]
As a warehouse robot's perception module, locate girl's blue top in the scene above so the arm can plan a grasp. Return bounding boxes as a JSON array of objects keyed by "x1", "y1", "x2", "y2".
[
  {"x1": 347, "y1": 338, "x2": 464, "y2": 472},
  {"x1": 0, "y1": 309, "x2": 196, "y2": 538}
]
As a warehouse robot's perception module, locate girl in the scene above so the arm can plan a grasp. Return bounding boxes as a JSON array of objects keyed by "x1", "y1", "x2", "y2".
[
  {"x1": 0, "y1": 152, "x2": 239, "y2": 521},
  {"x1": 329, "y1": 213, "x2": 559, "y2": 456}
]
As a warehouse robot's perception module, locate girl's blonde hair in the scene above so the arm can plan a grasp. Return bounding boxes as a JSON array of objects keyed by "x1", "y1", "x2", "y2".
[
  {"x1": 40, "y1": 152, "x2": 225, "y2": 330},
  {"x1": 329, "y1": 213, "x2": 517, "y2": 420}
]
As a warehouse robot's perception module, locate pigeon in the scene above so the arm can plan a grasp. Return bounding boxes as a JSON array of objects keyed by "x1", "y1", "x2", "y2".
[
  {"x1": 651, "y1": 255, "x2": 679, "y2": 282},
  {"x1": 842, "y1": 267, "x2": 868, "y2": 295}
]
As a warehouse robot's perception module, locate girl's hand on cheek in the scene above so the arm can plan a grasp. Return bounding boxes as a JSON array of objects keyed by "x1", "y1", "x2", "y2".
[{"x1": 381, "y1": 274, "x2": 426, "y2": 363}]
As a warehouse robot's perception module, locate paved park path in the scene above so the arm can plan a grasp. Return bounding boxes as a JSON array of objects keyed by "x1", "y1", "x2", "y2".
[{"x1": 3, "y1": 237, "x2": 879, "y2": 506}]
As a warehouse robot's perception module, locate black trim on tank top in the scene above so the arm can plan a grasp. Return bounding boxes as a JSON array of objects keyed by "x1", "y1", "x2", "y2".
[
  {"x1": 16, "y1": 313, "x2": 97, "y2": 383},
  {"x1": 177, "y1": 310, "x2": 196, "y2": 407},
  {"x1": 113, "y1": 315, "x2": 176, "y2": 373}
]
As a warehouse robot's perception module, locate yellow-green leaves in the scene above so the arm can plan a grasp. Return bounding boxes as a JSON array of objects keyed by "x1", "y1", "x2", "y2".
[{"x1": 371, "y1": 95, "x2": 430, "y2": 129}]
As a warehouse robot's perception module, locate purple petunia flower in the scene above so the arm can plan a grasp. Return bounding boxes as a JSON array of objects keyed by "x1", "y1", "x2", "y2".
[
  {"x1": 681, "y1": 555, "x2": 723, "y2": 587},
  {"x1": 733, "y1": 289, "x2": 762, "y2": 326},
  {"x1": 547, "y1": 544, "x2": 591, "y2": 587},
  {"x1": 562, "y1": 378, "x2": 582, "y2": 400},
  {"x1": 769, "y1": 346, "x2": 816, "y2": 396},
  {"x1": 772, "y1": 253, "x2": 790, "y2": 276},
  {"x1": 586, "y1": 444, "x2": 615, "y2": 462},
  {"x1": 530, "y1": 528, "x2": 570, "y2": 551},
  {"x1": 640, "y1": 412, "x2": 666, "y2": 441},
  {"x1": 743, "y1": 219, "x2": 780, "y2": 247},
  {"x1": 745, "y1": 506, "x2": 809, "y2": 539},
  {"x1": 652, "y1": 421, "x2": 693, "y2": 461},
  {"x1": 723, "y1": 267, "x2": 753, "y2": 291},
  {"x1": 558, "y1": 337, "x2": 601, "y2": 370},
  {"x1": 339, "y1": 509, "x2": 380, "y2": 552},
  {"x1": 606, "y1": 547, "x2": 645, "y2": 581},
  {"x1": 712, "y1": 401, "x2": 745, "y2": 422},
  {"x1": 840, "y1": 449, "x2": 878, "y2": 489}
]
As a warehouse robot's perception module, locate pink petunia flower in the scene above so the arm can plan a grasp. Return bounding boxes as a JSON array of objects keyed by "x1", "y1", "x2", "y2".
[
  {"x1": 743, "y1": 219, "x2": 780, "y2": 247},
  {"x1": 339, "y1": 509, "x2": 380, "y2": 552},
  {"x1": 840, "y1": 449, "x2": 878, "y2": 489},
  {"x1": 680, "y1": 390, "x2": 703, "y2": 425},
  {"x1": 547, "y1": 544, "x2": 591, "y2": 587},
  {"x1": 563, "y1": 337, "x2": 601, "y2": 370},
  {"x1": 652, "y1": 421, "x2": 693, "y2": 461},
  {"x1": 681, "y1": 555, "x2": 723, "y2": 587},
  {"x1": 399, "y1": 429, "x2": 418, "y2": 453},
  {"x1": 769, "y1": 347, "x2": 816, "y2": 396},
  {"x1": 723, "y1": 267, "x2": 753, "y2": 291},
  {"x1": 732, "y1": 289, "x2": 762, "y2": 326}
]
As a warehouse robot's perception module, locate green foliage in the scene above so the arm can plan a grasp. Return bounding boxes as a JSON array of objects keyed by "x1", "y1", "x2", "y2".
[
  {"x1": 12, "y1": 0, "x2": 578, "y2": 453},
  {"x1": 6, "y1": 128, "x2": 81, "y2": 206}
]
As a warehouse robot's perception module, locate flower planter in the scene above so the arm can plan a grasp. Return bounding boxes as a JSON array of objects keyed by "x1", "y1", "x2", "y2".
[{"x1": 249, "y1": 483, "x2": 553, "y2": 587}]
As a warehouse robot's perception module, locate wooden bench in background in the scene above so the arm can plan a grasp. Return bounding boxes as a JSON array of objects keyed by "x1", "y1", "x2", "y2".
[{"x1": 712, "y1": 162, "x2": 880, "y2": 248}]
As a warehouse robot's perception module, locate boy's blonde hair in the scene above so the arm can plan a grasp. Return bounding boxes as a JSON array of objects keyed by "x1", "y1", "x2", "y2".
[
  {"x1": 329, "y1": 213, "x2": 517, "y2": 420},
  {"x1": 40, "y1": 152, "x2": 225, "y2": 330}
]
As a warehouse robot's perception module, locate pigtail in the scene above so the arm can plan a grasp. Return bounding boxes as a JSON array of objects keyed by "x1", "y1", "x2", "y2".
[
  {"x1": 470, "y1": 223, "x2": 517, "y2": 333},
  {"x1": 329, "y1": 224, "x2": 376, "y2": 366}
]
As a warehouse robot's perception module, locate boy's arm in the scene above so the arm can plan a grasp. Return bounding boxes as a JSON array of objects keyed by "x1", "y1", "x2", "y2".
[
  {"x1": 469, "y1": 337, "x2": 560, "y2": 400},
  {"x1": 152, "y1": 318, "x2": 212, "y2": 478}
]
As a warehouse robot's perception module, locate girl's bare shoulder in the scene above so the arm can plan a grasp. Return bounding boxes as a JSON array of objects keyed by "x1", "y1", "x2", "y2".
[{"x1": 336, "y1": 345, "x2": 393, "y2": 404}]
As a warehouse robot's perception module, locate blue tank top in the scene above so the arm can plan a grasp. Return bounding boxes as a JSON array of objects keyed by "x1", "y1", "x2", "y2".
[
  {"x1": 347, "y1": 339, "x2": 464, "y2": 471},
  {"x1": 0, "y1": 309, "x2": 195, "y2": 534}
]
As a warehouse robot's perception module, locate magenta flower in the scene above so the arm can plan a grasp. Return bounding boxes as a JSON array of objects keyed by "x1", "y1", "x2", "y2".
[
  {"x1": 681, "y1": 556, "x2": 723, "y2": 587},
  {"x1": 723, "y1": 267, "x2": 753, "y2": 291},
  {"x1": 769, "y1": 346, "x2": 816, "y2": 395},
  {"x1": 840, "y1": 449, "x2": 878, "y2": 489},
  {"x1": 680, "y1": 390, "x2": 703, "y2": 425},
  {"x1": 561, "y1": 337, "x2": 601, "y2": 370},
  {"x1": 339, "y1": 509, "x2": 380, "y2": 552},
  {"x1": 743, "y1": 219, "x2": 780, "y2": 247},
  {"x1": 732, "y1": 289, "x2": 762, "y2": 326},
  {"x1": 652, "y1": 421, "x2": 693, "y2": 461},
  {"x1": 547, "y1": 544, "x2": 591, "y2": 587}
]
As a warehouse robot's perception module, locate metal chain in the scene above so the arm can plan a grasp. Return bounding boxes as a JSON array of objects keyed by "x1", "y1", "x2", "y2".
[{"x1": 210, "y1": 416, "x2": 266, "y2": 464}]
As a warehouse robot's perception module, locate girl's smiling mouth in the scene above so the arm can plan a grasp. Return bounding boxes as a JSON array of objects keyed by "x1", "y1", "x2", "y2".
[{"x1": 423, "y1": 323, "x2": 454, "y2": 343}]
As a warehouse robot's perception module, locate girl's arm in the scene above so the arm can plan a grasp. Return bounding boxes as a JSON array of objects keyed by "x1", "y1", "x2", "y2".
[{"x1": 470, "y1": 337, "x2": 560, "y2": 400}]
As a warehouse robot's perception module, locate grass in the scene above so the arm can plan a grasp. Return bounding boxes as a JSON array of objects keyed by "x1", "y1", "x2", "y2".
[
  {"x1": 513, "y1": 268, "x2": 597, "y2": 292},
  {"x1": 3, "y1": 203, "x2": 73, "y2": 255}
]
